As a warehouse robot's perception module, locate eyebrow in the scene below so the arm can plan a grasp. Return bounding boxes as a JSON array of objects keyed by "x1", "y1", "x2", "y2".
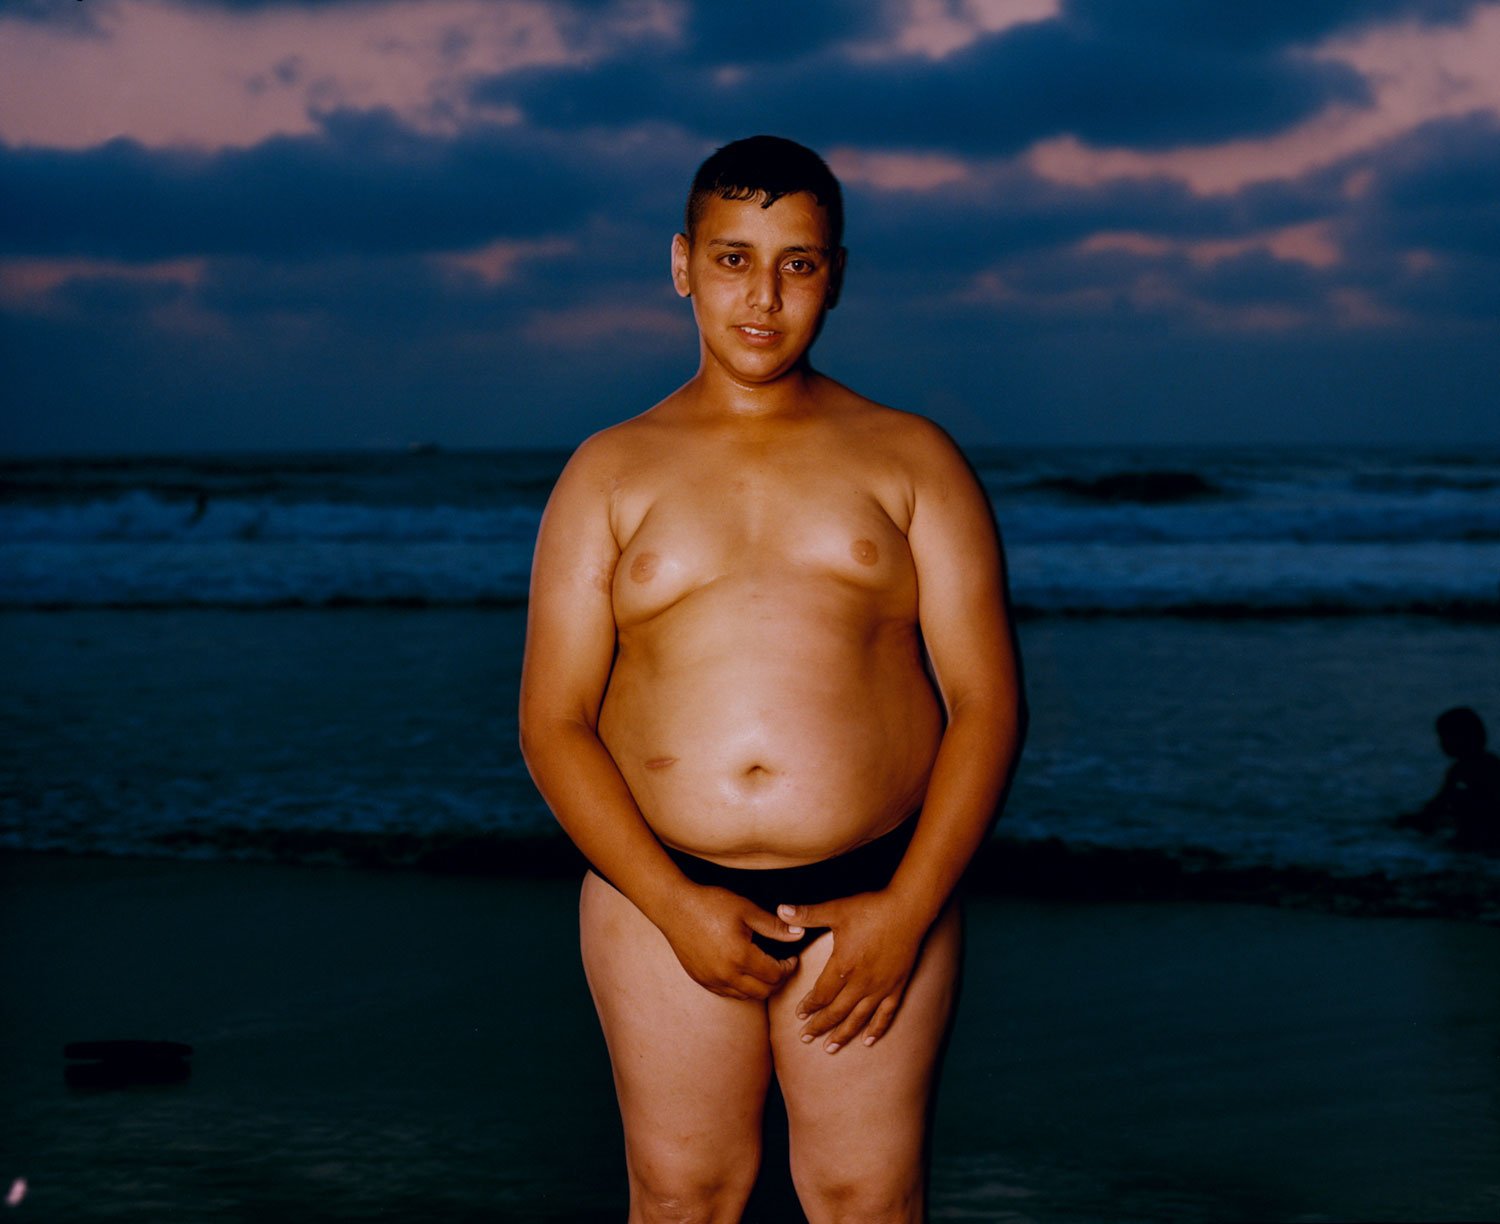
[{"x1": 706, "y1": 239, "x2": 829, "y2": 255}]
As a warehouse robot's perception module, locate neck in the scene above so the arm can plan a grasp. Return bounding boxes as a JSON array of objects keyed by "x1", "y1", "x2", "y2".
[{"x1": 686, "y1": 359, "x2": 821, "y2": 422}]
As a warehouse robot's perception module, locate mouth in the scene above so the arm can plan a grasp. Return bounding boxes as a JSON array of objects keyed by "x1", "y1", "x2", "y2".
[{"x1": 735, "y1": 324, "x2": 780, "y2": 340}]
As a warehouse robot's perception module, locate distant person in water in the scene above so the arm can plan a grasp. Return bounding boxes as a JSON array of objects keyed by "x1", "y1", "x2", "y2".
[{"x1": 1399, "y1": 707, "x2": 1500, "y2": 851}]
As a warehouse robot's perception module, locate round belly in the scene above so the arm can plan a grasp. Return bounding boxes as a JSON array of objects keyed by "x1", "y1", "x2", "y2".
[{"x1": 599, "y1": 641, "x2": 943, "y2": 865}]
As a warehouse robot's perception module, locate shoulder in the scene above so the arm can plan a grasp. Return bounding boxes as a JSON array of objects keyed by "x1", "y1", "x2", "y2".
[
  {"x1": 548, "y1": 411, "x2": 664, "y2": 503},
  {"x1": 820, "y1": 381, "x2": 974, "y2": 480},
  {"x1": 829, "y1": 385, "x2": 970, "y2": 471},
  {"x1": 857, "y1": 401, "x2": 981, "y2": 506}
]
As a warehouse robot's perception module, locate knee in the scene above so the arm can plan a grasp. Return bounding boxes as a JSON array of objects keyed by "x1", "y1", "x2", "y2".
[
  {"x1": 628, "y1": 1152, "x2": 757, "y2": 1224},
  {"x1": 796, "y1": 1169, "x2": 922, "y2": 1224}
]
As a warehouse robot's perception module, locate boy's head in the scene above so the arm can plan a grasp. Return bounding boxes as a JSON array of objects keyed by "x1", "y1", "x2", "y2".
[
  {"x1": 684, "y1": 135, "x2": 844, "y2": 253},
  {"x1": 1436, "y1": 706, "x2": 1486, "y2": 759}
]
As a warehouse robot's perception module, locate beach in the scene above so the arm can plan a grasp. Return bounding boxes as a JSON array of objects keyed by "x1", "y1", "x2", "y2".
[
  {"x1": 4, "y1": 851, "x2": 1499, "y2": 1222},
  {"x1": 4, "y1": 446, "x2": 1499, "y2": 1219}
]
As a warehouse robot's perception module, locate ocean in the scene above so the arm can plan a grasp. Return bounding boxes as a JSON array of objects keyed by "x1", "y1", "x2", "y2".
[{"x1": 3, "y1": 445, "x2": 1499, "y2": 921}]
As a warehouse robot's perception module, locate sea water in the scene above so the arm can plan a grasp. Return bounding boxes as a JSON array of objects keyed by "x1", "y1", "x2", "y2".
[{"x1": 3, "y1": 446, "x2": 1498, "y2": 919}]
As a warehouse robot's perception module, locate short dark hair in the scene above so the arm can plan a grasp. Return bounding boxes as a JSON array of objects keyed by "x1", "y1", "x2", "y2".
[{"x1": 684, "y1": 135, "x2": 844, "y2": 251}]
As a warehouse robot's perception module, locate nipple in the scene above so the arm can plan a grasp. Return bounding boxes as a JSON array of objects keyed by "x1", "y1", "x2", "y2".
[
  {"x1": 629, "y1": 551, "x2": 659, "y2": 583},
  {"x1": 850, "y1": 538, "x2": 879, "y2": 566}
]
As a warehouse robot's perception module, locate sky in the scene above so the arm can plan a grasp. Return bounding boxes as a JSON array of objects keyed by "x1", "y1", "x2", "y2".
[{"x1": 2, "y1": 0, "x2": 1498, "y2": 454}]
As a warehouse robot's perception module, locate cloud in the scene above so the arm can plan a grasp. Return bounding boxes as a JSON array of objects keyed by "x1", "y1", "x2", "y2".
[
  {"x1": 1359, "y1": 111, "x2": 1500, "y2": 256},
  {"x1": 1029, "y1": 1, "x2": 1500, "y2": 192},
  {"x1": 0, "y1": 0, "x2": 673, "y2": 150},
  {"x1": 2, "y1": 0, "x2": 1496, "y2": 452},
  {"x1": 488, "y1": 14, "x2": 1373, "y2": 155},
  {"x1": 1063, "y1": 0, "x2": 1481, "y2": 50},
  {"x1": 682, "y1": 0, "x2": 889, "y2": 63},
  {"x1": 0, "y1": 110, "x2": 607, "y2": 260}
]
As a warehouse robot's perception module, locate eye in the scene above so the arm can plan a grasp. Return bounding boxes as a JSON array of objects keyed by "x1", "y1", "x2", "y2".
[
  {"x1": 718, "y1": 252, "x2": 747, "y2": 268},
  {"x1": 785, "y1": 257, "x2": 817, "y2": 275}
]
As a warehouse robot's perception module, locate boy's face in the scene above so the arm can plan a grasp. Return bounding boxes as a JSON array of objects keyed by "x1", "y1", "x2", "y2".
[{"x1": 672, "y1": 190, "x2": 843, "y2": 387}]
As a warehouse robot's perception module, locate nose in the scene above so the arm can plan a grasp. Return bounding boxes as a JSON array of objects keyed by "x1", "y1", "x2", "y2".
[{"x1": 747, "y1": 264, "x2": 780, "y2": 313}]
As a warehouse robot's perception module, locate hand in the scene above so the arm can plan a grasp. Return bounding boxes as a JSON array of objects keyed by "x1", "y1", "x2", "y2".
[
  {"x1": 776, "y1": 891, "x2": 927, "y2": 1052},
  {"x1": 657, "y1": 883, "x2": 805, "y2": 1001}
]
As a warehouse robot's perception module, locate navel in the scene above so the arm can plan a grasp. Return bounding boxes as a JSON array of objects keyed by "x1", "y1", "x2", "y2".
[
  {"x1": 850, "y1": 538, "x2": 879, "y2": 566},
  {"x1": 629, "y1": 551, "x2": 659, "y2": 583}
]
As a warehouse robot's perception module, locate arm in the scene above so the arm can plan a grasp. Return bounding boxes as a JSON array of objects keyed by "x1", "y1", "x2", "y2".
[
  {"x1": 778, "y1": 421, "x2": 1025, "y2": 1048},
  {"x1": 518, "y1": 437, "x2": 802, "y2": 999}
]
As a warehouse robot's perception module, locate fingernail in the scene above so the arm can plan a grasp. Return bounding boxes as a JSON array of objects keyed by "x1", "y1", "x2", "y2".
[
  {"x1": 787, "y1": 926, "x2": 804, "y2": 936},
  {"x1": 797, "y1": 1012, "x2": 808, "y2": 1021},
  {"x1": 801, "y1": 1033, "x2": 814, "y2": 1043},
  {"x1": 825, "y1": 1042, "x2": 840, "y2": 1054},
  {"x1": 778, "y1": 905, "x2": 796, "y2": 917},
  {"x1": 863, "y1": 1036, "x2": 876, "y2": 1046}
]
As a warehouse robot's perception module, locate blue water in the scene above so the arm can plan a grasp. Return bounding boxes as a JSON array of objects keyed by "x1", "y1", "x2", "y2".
[
  {"x1": 4, "y1": 446, "x2": 1498, "y2": 614},
  {"x1": 2, "y1": 447, "x2": 1498, "y2": 918}
]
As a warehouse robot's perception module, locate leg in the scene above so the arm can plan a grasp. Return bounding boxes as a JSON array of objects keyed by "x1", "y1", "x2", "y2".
[
  {"x1": 769, "y1": 905, "x2": 962, "y2": 1224},
  {"x1": 580, "y1": 871, "x2": 772, "y2": 1223}
]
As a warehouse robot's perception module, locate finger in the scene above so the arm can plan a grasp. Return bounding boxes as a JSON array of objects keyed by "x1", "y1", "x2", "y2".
[
  {"x1": 776, "y1": 902, "x2": 827, "y2": 934},
  {"x1": 740, "y1": 966, "x2": 797, "y2": 999},
  {"x1": 706, "y1": 982, "x2": 753, "y2": 1001},
  {"x1": 733, "y1": 977, "x2": 774, "y2": 1001},
  {"x1": 743, "y1": 943, "x2": 797, "y2": 986},
  {"x1": 744, "y1": 907, "x2": 807, "y2": 944},
  {"x1": 822, "y1": 997, "x2": 878, "y2": 1053},
  {"x1": 798, "y1": 985, "x2": 857, "y2": 1041},
  {"x1": 795, "y1": 959, "x2": 849, "y2": 1021},
  {"x1": 860, "y1": 995, "x2": 902, "y2": 1046}
]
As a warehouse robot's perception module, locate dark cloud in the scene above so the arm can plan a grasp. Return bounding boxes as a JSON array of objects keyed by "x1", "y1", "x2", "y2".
[
  {"x1": 0, "y1": 111, "x2": 606, "y2": 260},
  {"x1": 1064, "y1": 0, "x2": 1484, "y2": 50},
  {"x1": 1360, "y1": 112, "x2": 1500, "y2": 256},
  {"x1": 488, "y1": 17, "x2": 1371, "y2": 155},
  {"x1": 4, "y1": 0, "x2": 1497, "y2": 452},
  {"x1": 682, "y1": 0, "x2": 890, "y2": 63},
  {"x1": 0, "y1": 0, "x2": 106, "y2": 26}
]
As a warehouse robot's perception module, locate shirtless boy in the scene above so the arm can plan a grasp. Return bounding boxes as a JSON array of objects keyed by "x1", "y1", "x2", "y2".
[{"x1": 519, "y1": 136, "x2": 1023, "y2": 1222}]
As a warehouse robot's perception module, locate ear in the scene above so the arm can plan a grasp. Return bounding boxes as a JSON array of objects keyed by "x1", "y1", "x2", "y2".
[
  {"x1": 825, "y1": 246, "x2": 847, "y2": 310},
  {"x1": 671, "y1": 232, "x2": 691, "y2": 299}
]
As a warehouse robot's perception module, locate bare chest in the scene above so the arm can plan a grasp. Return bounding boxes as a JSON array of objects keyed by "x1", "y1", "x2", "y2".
[{"x1": 610, "y1": 456, "x2": 916, "y2": 628}]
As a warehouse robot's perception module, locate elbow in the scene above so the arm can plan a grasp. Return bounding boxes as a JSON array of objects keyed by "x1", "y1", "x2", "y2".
[
  {"x1": 517, "y1": 705, "x2": 594, "y2": 770},
  {"x1": 517, "y1": 701, "x2": 546, "y2": 770}
]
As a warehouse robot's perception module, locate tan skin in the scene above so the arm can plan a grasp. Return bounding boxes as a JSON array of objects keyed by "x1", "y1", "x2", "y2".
[{"x1": 519, "y1": 191, "x2": 1022, "y2": 1222}]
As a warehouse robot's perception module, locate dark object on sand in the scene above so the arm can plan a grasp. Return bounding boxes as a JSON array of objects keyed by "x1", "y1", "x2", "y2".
[{"x1": 64, "y1": 1040, "x2": 193, "y2": 1088}]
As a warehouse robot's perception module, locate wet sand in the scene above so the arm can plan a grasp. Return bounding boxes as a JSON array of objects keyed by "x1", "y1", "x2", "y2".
[{"x1": 2, "y1": 852, "x2": 1498, "y2": 1222}]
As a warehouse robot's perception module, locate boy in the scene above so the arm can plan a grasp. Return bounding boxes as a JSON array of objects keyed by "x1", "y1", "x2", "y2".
[{"x1": 519, "y1": 135, "x2": 1023, "y2": 1221}]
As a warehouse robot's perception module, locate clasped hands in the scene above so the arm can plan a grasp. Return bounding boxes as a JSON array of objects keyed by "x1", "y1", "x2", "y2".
[{"x1": 658, "y1": 882, "x2": 927, "y2": 1052}]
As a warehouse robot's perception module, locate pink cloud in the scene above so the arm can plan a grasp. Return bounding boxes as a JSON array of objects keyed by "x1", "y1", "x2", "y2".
[
  {"x1": 434, "y1": 237, "x2": 575, "y2": 288},
  {"x1": 0, "y1": 0, "x2": 675, "y2": 151},
  {"x1": 521, "y1": 301, "x2": 692, "y2": 349},
  {"x1": 1080, "y1": 222, "x2": 1341, "y2": 270},
  {"x1": 0, "y1": 255, "x2": 204, "y2": 309},
  {"x1": 827, "y1": 148, "x2": 971, "y2": 191},
  {"x1": 856, "y1": 0, "x2": 1060, "y2": 61},
  {"x1": 1027, "y1": 5, "x2": 1500, "y2": 194}
]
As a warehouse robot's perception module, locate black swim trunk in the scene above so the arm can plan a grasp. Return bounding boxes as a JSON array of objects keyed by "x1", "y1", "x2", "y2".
[{"x1": 663, "y1": 816, "x2": 918, "y2": 957}]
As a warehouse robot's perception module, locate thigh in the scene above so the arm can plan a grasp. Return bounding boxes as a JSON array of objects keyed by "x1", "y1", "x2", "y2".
[
  {"x1": 769, "y1": 904, "x2": 962, "y2": 1221},
  {"x1": 579, "y1": 871, "x2": 773, "y2": 1208}
]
